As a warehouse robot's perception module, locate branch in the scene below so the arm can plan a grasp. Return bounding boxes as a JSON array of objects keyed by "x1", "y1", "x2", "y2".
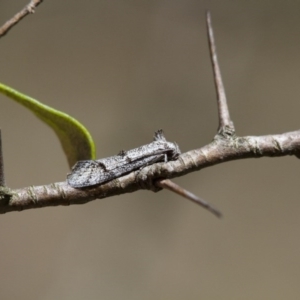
[
  {"x1": 0, "y1": 12, "x2": 299, "y2": 215},
  {"x1": 206, "y1": 11, "x2": 234, "y2": 135},
  {"x1": 0, "y1": 0, "x2": 44, "y2": 38},
  {"x1": 1, "y1": 130, "x2": 300, "y2": 214},
  {"x1": 157, "y1": 179, "x2": 222, "y2": 218}
]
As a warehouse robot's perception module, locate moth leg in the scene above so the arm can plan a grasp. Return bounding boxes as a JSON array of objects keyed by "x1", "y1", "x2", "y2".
[{"x1": 163, "y1": 153, "x2": 168, "y2": 162}]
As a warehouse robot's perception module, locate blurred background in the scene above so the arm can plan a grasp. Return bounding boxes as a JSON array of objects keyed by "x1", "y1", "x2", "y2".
[{"x1": 1, "y1": 1, "x2": 300, "y2": 299}]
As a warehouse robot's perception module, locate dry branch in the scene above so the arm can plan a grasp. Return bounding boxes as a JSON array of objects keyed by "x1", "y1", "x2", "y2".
[
  {"x1": 0, "y1": 9, "x2": 299, "y2": 215},
  {"x1": 2, "y1": 129, "x2": 300, "y2": 214},
  {"x1": 0, "y1": 0, "x2": 43, "y2": 37}
]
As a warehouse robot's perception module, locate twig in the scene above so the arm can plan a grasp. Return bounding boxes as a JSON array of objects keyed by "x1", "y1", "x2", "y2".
[
  {"x1": 1, "y1": 129, "x2": 299, "y2": 214},
  {"x1": 157, "y1": 179, "x2": 222, "y2": 218},
  {"x1": 0, "y1": 12, "x2": 299, "y2": 215},
  {"x1": 0, "y1": 130, "x2": 5, "y2": 187},
  {"x1": 0, "y1": 0, "x2": 44, "y2": 38},
  {"x1": 206, "y1": 11, "x2": 234, "y2": 134}
]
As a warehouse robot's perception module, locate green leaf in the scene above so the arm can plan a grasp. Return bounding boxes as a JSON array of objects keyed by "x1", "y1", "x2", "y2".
[{"x1": 0, "y1": 82, "x2": 96, "y2": 168}]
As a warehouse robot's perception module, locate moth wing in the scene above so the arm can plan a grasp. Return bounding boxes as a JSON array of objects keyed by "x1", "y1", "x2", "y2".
[{"x1": 67, "y1": 160, "x2": 107, "y2": 188}]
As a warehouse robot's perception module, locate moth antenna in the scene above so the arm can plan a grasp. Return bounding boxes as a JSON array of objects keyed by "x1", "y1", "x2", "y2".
[{"x1": 157, "y1": 179, "x2": 222, "y2": 218}]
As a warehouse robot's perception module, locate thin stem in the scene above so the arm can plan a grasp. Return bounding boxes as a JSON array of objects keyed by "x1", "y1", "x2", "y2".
[
  {"x1": 206, "y1": 11, "x2": 234, "y2": 132},
  {"x1": 0, "y1": 0, "x2": 44, "y2": 38},
  {"x1": 157, "y1": 179, "x2": 222, "y2": 218},
  {"x1": 0, "y1": 130, "x2": 4, "y2": 187}
]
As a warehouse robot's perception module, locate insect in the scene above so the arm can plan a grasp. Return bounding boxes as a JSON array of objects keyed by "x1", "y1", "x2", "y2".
[{"x1": 67, "y1": 130, "x2": 181, "y2": 188}]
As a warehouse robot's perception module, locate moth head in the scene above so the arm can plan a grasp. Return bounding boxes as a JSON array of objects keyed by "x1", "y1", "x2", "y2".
[{"x1": 166, "y1": 142, "x2": 181, "y2": 160}]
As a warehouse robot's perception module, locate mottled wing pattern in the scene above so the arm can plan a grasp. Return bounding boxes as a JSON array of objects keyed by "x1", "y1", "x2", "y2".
[
  {"x1": 108, "y1": 153, "x2": 166, "y2": 179},
  {"x1": 67, "y1": 160, "x2": 108, "y2": 188},
  {"x1": 67, "y1": 130, "x2": 181, "y2": 189}
]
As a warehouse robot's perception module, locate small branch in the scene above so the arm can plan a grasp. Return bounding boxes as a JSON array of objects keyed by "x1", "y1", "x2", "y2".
[
  {"x1": 206, "y1": 11, "x2": 234, "y2": 134},
  {"x1": 0, "y1": 130, "x2": 5, "y2": 186},
  {"x1": 0, "y1": 0, "x2": 44, "y2": 38},
  {"x1": 157, "y1": 179, "x2": 222, "y2": 218},
  {"x1": 1, "y1": 129, "x2": 300, "y2": 214}
]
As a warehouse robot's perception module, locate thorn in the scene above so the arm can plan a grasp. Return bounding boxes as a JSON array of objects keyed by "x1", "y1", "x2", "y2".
[
  {"x1": 206, "y1": 11, "x2": 233, "y2": 132},
  {"x1": 157, "y1": 179, "x2": 222, "y2": 218}
]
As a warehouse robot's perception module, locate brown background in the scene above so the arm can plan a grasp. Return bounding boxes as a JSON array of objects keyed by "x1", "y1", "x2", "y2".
[{"x1": 1, "y1": 1, "x2": 300, "y2": 299}]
